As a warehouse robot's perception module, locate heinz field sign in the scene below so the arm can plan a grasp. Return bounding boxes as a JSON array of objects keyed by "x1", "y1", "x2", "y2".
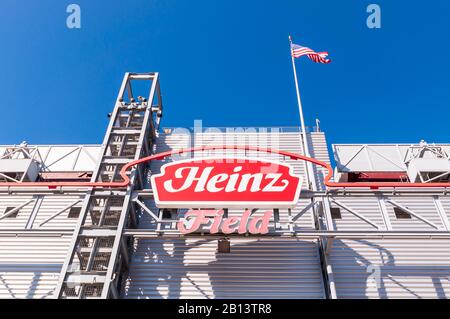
[{"x1": 151, "y1": 157, "x2": 303, "y2": 209}]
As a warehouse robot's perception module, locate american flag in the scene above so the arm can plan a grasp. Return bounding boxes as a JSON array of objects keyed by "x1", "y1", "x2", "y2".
[{"x1": 291, "y1": 43, "x2": 331, "y2": 64}]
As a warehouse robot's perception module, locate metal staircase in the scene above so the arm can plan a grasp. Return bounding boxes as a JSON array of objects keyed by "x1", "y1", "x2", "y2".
[{"x1": 54, "y1": 72, "x2": 163, "y2": 299}]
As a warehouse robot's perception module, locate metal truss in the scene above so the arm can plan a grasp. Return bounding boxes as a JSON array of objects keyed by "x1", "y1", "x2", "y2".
[
  {"x1": 0, "y1": 143, "x2": 44, "y2": 162},
  {"x1": 404, "y1": 143, "x2": 450, "y2": 164},
  {"x1": 0, "y1": 144, "x2": 99, "y2": 182},
  {"x1": 53, "y1": 72, "x2": 163, "y2": 299}
]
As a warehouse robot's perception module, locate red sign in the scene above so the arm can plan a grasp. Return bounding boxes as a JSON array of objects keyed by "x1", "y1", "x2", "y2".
[
  {"x1": 178, "y1": 209, "x2": 272, "y2": 234},
  {"x1": 151, "y1": 157, "x2": 302, "y2": 208}
]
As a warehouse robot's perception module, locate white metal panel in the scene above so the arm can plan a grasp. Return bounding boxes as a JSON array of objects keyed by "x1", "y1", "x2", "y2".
[
  {"x1": 0, "y1": 194, "x2": 84, "y2": 230},
  {"x1": 72, "y1": 146, "x2": 101, "y2": 171},
  {"x1": 149, "y1": 132, "x2": 192, "y2": 178},
  {"x1": 330, "y1": 239, "x2": 450, "y2": 298},
  {"x1": 333, "y1": 144, "x2": 413, "y2": 172},
  {"x1": 439, "y1": 197, "x2": 450, "y2": 225},
  {"x1": 385, "y1": 196, "x2": 445, "y2": 231},
  {"x1": 0, "y1": 159, "x2": 36, "y2": 172},
  {"x1": 41, "y1": 146, "x2": 99, "y2": 172},
  {"x1": 0, "y1": 195, "x2": 35, "y2": 229},
  {"x1": 123, "y1": 238, "x2": 325, "y2": 299},
  {"x1": 309, "y1": 132, "x2": 331, "y2": 189},
  {"x1": 0, "y1": 193, "x2": 82, "y2": 298},
  {"x1": 329, "y1": 195, "x2": 448, "y2": 231},
  {"x1": 329, "y1": 196, "x2": 385, "y2": 231},
  {"x1": 0, "y1": 145, "x2": 101, "y2": 172},
  {"x1": 0, "y1": 236, "x2": 72, "y2": 299},
  {"x1": 31, "y1": 195, "x2": 85, "y2": 230}
]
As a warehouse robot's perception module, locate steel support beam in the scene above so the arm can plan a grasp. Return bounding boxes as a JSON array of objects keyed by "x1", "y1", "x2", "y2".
[{"x1": 53, "y1": 72, "x2": 163, "y2": 299}]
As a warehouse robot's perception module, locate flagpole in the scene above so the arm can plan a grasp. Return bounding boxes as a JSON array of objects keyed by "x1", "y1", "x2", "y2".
[{"x1": 289, "y1": 35, "x2": 314, "y2": 189}]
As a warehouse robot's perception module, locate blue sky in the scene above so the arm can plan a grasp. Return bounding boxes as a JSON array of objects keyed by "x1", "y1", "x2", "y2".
[{"x1": 0, "y1": 1, "x2": 449, "y2": 147}]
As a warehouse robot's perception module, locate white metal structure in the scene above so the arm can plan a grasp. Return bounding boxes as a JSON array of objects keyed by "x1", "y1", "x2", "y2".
[
  {"x1": 0, "y1": 145, "x2": 102, "y2": 298},
  {"x1": 1, "y1": 72, "x2": 450, "y2": 299}
]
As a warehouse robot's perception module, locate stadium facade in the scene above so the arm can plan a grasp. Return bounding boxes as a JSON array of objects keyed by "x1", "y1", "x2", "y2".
[{"x1": 1, "y1": 73, "x2": 450, "y2": 299}]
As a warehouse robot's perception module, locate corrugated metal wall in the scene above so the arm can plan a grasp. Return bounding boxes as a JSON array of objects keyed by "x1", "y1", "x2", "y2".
[
  {"x1": 329, "y1": 239, "x2": 450, "y2": 298},
  {"x1": 3, "y1": 133, "x2": 450, "y2": 299},
  {"x1": 329, "y1": 195, "x2": 449, "y2": 231},
  {"x1": 0, "y1": 145, "x2": 101, "y2": 172},
  {"x1": 329, "y1": 196, "x2": 386, "y2": 231},
  {"x1": 124, "y1": 238, "x2": 325, "y2": 299},
  {"x1": 308, "y1": 132, "x2": 330, "y2": 189},
  {"x1": 327, "y1": 194, "x2": 450, "y2": 298},
  {"x1": 0, "y1": 236, "x2": 72, "y2": 298},
  {"x1": 0, "y1": 194, "x2": 83, "y2": 230},
  {"x1": 0, "y1": 194, "x2": 83, "y2": 298},
  {"x1": 0, "y1": 145, "x2": 97, "y2": 298}
]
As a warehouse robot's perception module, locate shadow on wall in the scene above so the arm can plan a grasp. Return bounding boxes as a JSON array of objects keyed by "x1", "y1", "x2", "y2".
[
  {"x1": 0, "y1": 264, "x2": 60, "y2": 299},
  {"x1": 1, "y1": 241, "x2": 449, "y2": 299},
  {"x1": 124, "y1": 238, "x2": 450, "y2": 299},
  {"x1": 124, "y1": 238, "x2": 326, "y2": 299},
  {"x1": 330, "y1": 239, "x2": 450, "y2": 299}
]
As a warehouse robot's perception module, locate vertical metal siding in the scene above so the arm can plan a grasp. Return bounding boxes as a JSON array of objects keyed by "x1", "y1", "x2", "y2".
[
  {"x1": 0, "y1": 194, "x2": 83, "y2": 298},
  {"x1": 30, "y1": 195, "x2": 85, "y2": 230},
  {"x1": 329, "y1": 195, "x2": 447, "y2": 231},
  {"x1": 124, "y1": 238, "x2": 325, "y2": 299},
  {"x1": 386, "y1": 197, "x2": 445, "y2": 231},
  {"x1": 328, "y1": 194, "x2": 450, "y2": 298},
  {"x1": 308, "y1": 132, "x2": 331, "y2": 189},
  {"x1": 330, "y1": 196, "x2": 386, "y2": 231},
  {"x1": 0, "y1": 236, "x2": 72, "y2": 298},
  {"x1": 0, "y1": 194, "x2": 83, "y2": 230},
  {"x1": 0, "y1": 195, "x2": 35, "y2": 229},
  {"x1": 436, "y1": 197, "x2": 450, "y2": 225},
  {"x1": 4, "y1": 135, "x2": 450, "y2": 300},
  {"x1": 330, "y1": 239, "x2": 450, "y2": 298}
]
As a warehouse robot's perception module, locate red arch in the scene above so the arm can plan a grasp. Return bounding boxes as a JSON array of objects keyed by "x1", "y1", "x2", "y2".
[{"x1": 0, "y1": 145, "x2": 449, "y2": 189}]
